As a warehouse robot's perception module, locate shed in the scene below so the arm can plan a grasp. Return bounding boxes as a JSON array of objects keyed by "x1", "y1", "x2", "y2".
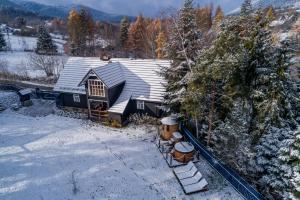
[{"x1": 18, "y1": 89, "x2": 32, "y2": 102}]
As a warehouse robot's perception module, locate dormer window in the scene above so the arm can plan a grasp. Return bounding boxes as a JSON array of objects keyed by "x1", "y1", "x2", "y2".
[{"x1": 88, "y1": 80, "x2": 105, "y2": 97}]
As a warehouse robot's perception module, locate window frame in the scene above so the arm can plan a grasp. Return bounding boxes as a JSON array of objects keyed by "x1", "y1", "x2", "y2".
[
  {"x1": 73, "y1": 94, "x2": 80, "y2": 103},
  {"x1": 136, "y1": 100, "x2": 145, "y2": 110},
  {"x1": 88, "y1": 79, "x2": 105, "y2": 97}
]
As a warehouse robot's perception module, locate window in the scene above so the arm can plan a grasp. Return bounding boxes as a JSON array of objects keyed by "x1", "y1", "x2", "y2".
[
  {"x1": 137, "y1": 100, "x2": 145, "y2": 110},
  {"x1": 88, "y1": 80, "x2": 105, "y2": 97},
  {"x1": 73, "y1": 94, "x2": 80, "y2": 103}
]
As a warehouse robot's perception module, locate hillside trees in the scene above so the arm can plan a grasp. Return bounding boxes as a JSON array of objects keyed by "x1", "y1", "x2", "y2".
[
  {"x1": 119, "y1": 16, "x2": 130, "y2": 51},
  {"x1": 128, "y1": 15, "x2": 147, "y2": 58},
  {"x1": 195, "y1": 5, "x2": 213, "y2": 31},
  {"x1": 0, "y1": 33, "x2": 6, "y2": 51},
  {"x1": 155, "y1": 31, "x2": 167, "y2": 59},
  {"x1": 67, "y1": 8, "x2": 95, "y2": 56}
]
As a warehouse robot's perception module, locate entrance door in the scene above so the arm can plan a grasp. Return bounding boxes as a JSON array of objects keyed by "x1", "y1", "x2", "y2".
[{"x1": 88, "y1": 100, "x2": 108, "y2": 122}]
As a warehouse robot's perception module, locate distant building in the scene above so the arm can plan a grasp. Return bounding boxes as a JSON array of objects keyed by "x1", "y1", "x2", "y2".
[{"x1": 54, "y1": 57, "x2": 170, "y2": 124}]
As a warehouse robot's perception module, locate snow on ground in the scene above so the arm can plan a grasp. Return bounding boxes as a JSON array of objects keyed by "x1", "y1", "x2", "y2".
[
  {"x1": 0, "y1": 91, "x2": 243, "y2": 200},
  {"x1": 4, "y1": 34, "x2": 66, "y2": 53},
  {"x1": 0, "y1": 52, "x2": 67, "y2": 78}
]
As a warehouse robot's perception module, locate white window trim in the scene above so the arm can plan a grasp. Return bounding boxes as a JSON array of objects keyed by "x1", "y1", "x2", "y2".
[
  {"x1": 88, "y1": 79, "x2": 105, "y2": 97},
  {"x1": 137, "y1": 100, "x2": 145, "y2": 110},
  {"x1": 73, "y1": 94, "x2": 80, "y2": 103}
]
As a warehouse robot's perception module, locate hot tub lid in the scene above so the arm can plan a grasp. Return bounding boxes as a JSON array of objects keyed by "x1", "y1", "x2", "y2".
[
  {"x1": 172, "y1": 131, "x2": 183, "y2": 139},
  {"x1": 175, "y1": 142, "x2": 194, "y2": 153},
  {"x1": 161, "y1": 116, "x2": 178, "y2": 125}
]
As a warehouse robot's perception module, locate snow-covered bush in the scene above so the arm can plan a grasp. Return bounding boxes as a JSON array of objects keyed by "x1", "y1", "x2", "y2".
[{"x1": 128, "y1": 113, "x2": 160, "y2": 125}]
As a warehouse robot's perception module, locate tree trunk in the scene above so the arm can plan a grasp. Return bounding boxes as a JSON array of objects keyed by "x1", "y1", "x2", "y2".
[
  {"x1": 194, "y1": 117, "x2": 199, "y2": 139},
  {"x1": 207, "y1": 81, "x2": 216, "y2": 146}
]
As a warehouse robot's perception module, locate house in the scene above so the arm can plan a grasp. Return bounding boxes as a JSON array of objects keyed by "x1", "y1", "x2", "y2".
[{"x1": 54, "y1": 57, "x2": 170, "y2": 124}]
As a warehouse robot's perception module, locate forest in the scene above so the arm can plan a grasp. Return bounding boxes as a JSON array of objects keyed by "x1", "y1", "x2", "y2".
[{"x1": 159, "y1": 0, "x2": 300, "y2": 200}]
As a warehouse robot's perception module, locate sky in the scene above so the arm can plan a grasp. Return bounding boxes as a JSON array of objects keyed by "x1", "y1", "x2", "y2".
[{"x1": 18, "y1": 0, "x2": 245, "y2": 16}]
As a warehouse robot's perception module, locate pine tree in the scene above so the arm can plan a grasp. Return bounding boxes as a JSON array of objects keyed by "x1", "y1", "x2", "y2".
[
  {"x1": 161, "y1": 0, "x2": 199, "y2": 112},
  {"x1": 119, "y1": 16, "x2": 130, "y2": 50},
  {"x1": 155, "y1": 31, "x2": 166, "y2": 59},
  {"x1": 280, "y1": 127, "x2": 300, "y2": 200},
  {"x1": 36, "y1": 25, "x2": 57, "y2": 55},
  {"x1": 0, "y1": 33, "x2": 6, "y2": 51},
  {"x1": 240, "y1": 0, "x2": 252, "y2": 16}
]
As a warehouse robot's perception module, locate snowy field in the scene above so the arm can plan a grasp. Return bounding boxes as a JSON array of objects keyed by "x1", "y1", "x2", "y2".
[
  {"x1": 0, "y1": 52, "x2": 67, "y2": 78},
  {"x1": 4, "y1": 34, "x2": 66, "y2": 53},
  {"x1": 0, "y1": 91, "x2": 243, "y2": 200}
]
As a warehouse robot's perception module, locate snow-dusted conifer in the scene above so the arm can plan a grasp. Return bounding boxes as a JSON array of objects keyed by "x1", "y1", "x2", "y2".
[
  {"x1": 119, "y1": 16, "x2": 130, "y2": 50},
  {"x1": 36, "y1": 25, "x2": 57, "y2": 55},
  {"x1": 240, "y1": 0, "x2": 252, "y2": 16},
  {"x1": 161, "y1": 0, "x2": 199, "y2": 112}
]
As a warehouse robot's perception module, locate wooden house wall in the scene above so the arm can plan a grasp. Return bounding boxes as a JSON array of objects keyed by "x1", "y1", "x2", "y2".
[{"x1": 57, "y1": 93, "x2": 88, "y2": 109}]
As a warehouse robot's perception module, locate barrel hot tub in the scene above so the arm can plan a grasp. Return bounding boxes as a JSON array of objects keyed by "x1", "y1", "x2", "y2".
[
  {"x1": 160, "y1": 116, "x2": 179, "y2": 140},
  {"x1": 174, "y1": 142, "x2": 195, "y2": 163}
]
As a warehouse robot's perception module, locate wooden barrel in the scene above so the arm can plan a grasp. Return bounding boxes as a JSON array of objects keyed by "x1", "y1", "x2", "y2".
[
  {"x1": 174, "y1": 142, "x2": 194, "y2": 163},
  {"x1": 161, "y1": 116, "x2": 179, "y2": 140}
]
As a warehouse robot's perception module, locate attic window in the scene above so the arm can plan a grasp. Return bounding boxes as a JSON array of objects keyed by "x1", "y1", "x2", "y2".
[
  {"x1": 137, "y1": 100, "x2": 145, "y2": 110},
  {"x1": 88, "y1": 80, "x2": 105, "y2": 97}
]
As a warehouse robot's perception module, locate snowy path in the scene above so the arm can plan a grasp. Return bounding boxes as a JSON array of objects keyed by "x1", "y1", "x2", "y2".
[{"x1": 0, "y1": 105, "x2": 243, "y2": 199}]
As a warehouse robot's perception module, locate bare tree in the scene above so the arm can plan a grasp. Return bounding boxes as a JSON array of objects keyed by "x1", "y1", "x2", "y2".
[
  {"x1": 29, "y1": 54, "x2": 65, "y2": 78},
  {"x1": 0, "y1": 58, "x2": 9, "y2": 76}
]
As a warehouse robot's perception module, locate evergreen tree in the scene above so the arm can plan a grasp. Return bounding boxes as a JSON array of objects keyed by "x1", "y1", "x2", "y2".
[
  {"x1": 280, "y1": 127, "x2": 300, "y2": 200},
  {"x1": 119, "y1": 16, "x2": 130, "y2": 50},
  {"x1": 0, "y1": 33, "x2": 6, "y2": 51},
  {"x1": 240, "y1": 0, "x2": 252, "y2": 16},
  {"x1": 161, "y1": 0, "x2": 199, "y2": 112},
  {"x1": 36, "y1": 25, "x2": 57, "y2": 55}
]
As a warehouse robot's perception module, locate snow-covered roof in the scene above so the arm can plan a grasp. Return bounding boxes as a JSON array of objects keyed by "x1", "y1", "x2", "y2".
[
  {"x1": 54, "y1": 57, "x2": 170, "y2": 114},
  {"x1": 108, "y1": 93, "x2": 132, "y2": 114},
  {"x1": 19, "y1": 88, "x2": 32, "y2": 95},
  {"x1": 79, "y1": 62, "x2": 125, "y2": 88},
  {"x1": 54, "y1": 57, "x2": 109, "y2": 94}
]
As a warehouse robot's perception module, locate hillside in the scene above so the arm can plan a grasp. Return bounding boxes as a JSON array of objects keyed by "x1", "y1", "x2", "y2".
[
  {"x1": 229, "y1": 0, "x2": 300, "y2": 14},
  {"x1": 0, "y1": 0, "x2": 135, "y2": 22}
]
